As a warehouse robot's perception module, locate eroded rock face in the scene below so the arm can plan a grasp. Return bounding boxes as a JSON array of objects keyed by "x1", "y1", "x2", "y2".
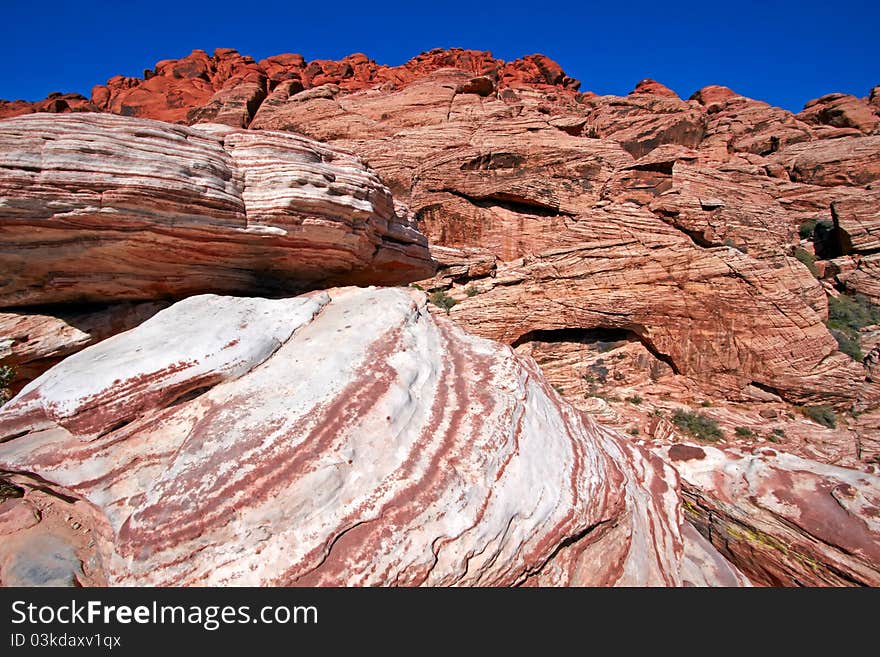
[
  {"x1": 0, "y1": 48, "x2": 580, "y2": 127},
  {"x1": 0, "y1": 113, "x2": 433, "y2": 306},
  {"x1": 797, "y1": 93, "x2": 880, "y2": 136},
  {"x1": 656, "y1": 443, "x2": 880, "y2": 586},
  {"x1": 0, "y1": 302, "x2": 168, "y2": 394},
  {"x1": 434, "y1": 205, "x2": 874, "y2": 408},
  {"x1": 2, "y1": 49, "x2": 880, "y2": 586},
  {"x1": 0, "y1": 93, "x2": 95, "y2": 120},
  {"x1": 769, "y1": 136, "x2": 880, "y2": 186},
  {"x1": 0, "y1": 288, "x2": 746, "y2": 586}
]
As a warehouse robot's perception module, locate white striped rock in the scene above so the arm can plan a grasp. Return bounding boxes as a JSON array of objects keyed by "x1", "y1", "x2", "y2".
[
  {"x1": 0, "y1": 287, "x2": 746, "y2": 586},
  {"x1": 0, "y1": 302, "x2": 168, "y2": 394},
  {"x1": 657, "y1": 442, "x2": 880, "y2": 586},
  {"x1": 0, "y1": 114, "x2": 433, "y2": 307}
]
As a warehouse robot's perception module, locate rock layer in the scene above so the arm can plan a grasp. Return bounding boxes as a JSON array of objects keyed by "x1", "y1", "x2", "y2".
[
  {"x1": 0, "y1": 114, "x2": 433, "y2": 306},
  {"x1": 0, "y1": 302, "x2": 167, "y2": 393},
  {"x1": 0, "y1": 288, "x2": 746, "y2": 586},
  {"x1": 657, "y1": 442, "x2": 880, "y2": 586}
]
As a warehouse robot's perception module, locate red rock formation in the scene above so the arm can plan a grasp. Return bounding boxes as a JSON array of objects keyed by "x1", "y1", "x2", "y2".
[
  {"x1": 2, "y1": 49, "x2": 880, "y2": 586},
  {"x1": 0, "y1": 114, "x2": 433, "y2": 306},
  {"x1": 630, "y1": 79, "x2": 679, "y2": 98},
  {"x1": 797, "y1": 93, "x2": 880, "y2": 136},
  {"x1": 0, "y1": 48, "x2": 581, "y2": 127},
  {"x1": 0, "y1": 288, "x2": 747, "y2": 586},
  {"x1": 769, "y1": 136, "x2": 880, "y2": 186},
  {"x1": 833, "y1": 192, "x2": 880, "y2": 253},
  {"x1": 0, "y1": 93, "x2": 94, "y2": 120}
]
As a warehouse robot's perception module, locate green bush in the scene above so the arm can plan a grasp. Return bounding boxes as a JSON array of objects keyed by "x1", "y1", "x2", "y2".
[
  {"x1": 0, "y1": 364, "x2": 13, "y2": 406},
  {"x1": 827, "y1": 293, "x2": 880, "y2": 361},
  {"x1": 793, "y1": 247, "x2": 819, "y2": 277},
  {"x1": 734, "y1": 426, "x2": 754, "y2": 437},
  {"x1": 625, "y1": 394, "x2": 643, "y2": 405},
  {"x1": 672, "y1": 409, "x2": 723, "y2": 442},
  {"x1": 772, "y1": 428, "x2": 785, "y2": 437},
  {"x1": 428, "y1": 290, "x2": 458, "y2": 313},
  {"x1": 799, "y1": 219, "x2": 833, "y2": 240},
  {"x1": 465, "y1": 286, "x2": 479, "y2": 297},
  {"x1": 798, "y1": 219, "x2": 818, "y2": 239},
  {"x1": 831, "y1": 329, "x2": 863, "y2": 361},
  {"x1": 802, "y1": 405, "x2": 837, "y2": 429}
]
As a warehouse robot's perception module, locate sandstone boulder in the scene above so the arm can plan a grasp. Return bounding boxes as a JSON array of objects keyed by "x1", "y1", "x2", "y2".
[
  {"x1": 0, "y1": 114, "x2": 433, "y2": 307},
  {"x1": 0, "y1": 288, "x2": 746, "y2": 586},
  {"x1": 657, "y1": 442, "x2": 880, "y2": 586}
]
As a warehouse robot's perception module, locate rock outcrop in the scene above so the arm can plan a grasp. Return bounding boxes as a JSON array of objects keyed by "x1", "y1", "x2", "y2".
[
  {"x1": 0, "y1": 48, "x2": 580, "y2": 128},
  {"x1": 0, "y1": 113, "x2": 433, "y2": 306},
  {"x1": 0, "y1": 302, "x2": 167, "y2": 394},
  {"x1": 658, "y1": 442, "x2": 880, "y2": 586},
  {"x1": 0, "y1": 288, "x2": 747, "y2": 586},
  {"x1": 797, "y1": 93, "x2": 880, "y2": 136},
  {"x1": 2, "y1": 47, "x2": 880, "y2": 587}
]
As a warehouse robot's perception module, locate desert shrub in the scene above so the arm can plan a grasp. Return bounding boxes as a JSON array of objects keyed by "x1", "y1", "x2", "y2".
[
  {"x1": 672, "y1": 409, "x2": 723, "y2": 442},
  {"x1": 799, "y1": 219, "x2": 833, "y2": 240},
  {"x1": 590, "y1": 363, "x2": 609, "y2": 383},
  {"x1": 772, "y1": 428, "x2": 785, "y2": 437},
  {"x1": 827, "y1": 293, "x2": 880, "y2": 361},
  {"x1": 828, "y1": 293, "x2": 880, "y2": 331},
  {"x1": 428, "y1": 290, "x2": 457, "y2": 313},
  {"x1": 0, "y1": 364, "x2": 13, "y2": 406},
  {"x1": 802, "y1": 405, "x2": 837, "y2": 428},
  {"x1": 734, "y1": 426, "x2": 754, "y2": 437},
  {"x1": 625, "y1": 394, "x2": 643, "y2": 405},
  {"x1": 798, "y1": 219, "x2": 818, "y2": 239},
  {"x1": 465, "y1": 286, "x2": 479, "y2": 297},
  {"x1": 793, "y1": 247, "x2": 819, "y2": 276},
  {"x1": 831, "y1": 329, "x2": 863, "y2": 361}
]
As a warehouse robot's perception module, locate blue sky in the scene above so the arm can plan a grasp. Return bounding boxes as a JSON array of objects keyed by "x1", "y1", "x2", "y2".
[{"x1": 2, "y1": 0, "x2": 877, "y2": 111}]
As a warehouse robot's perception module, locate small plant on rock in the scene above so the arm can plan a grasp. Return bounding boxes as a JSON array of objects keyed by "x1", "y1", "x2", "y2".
[
  {"x1": 429, "y1": 290, "x2": 458, "y2": 314},
  {"x1": 802, "y1": 405, "x2": 837, "y2": 429},
  {"x1": 827, "y1": 293, "x2": 880, "y2": 361},
  {"x1": 793, "y1": 247, "x2": 819, "y2": 277},
  {"x1": 672, "y1": 409, "x2": 723, "y2": 442},
  {"x1": 0, "y1": 364, "x2": 13, "y2": 407}
]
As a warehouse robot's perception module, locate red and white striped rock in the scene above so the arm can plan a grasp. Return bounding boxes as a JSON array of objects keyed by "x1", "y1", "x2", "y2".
[
  {"x1": 0, "y1": 288, "x2": 746, "y2": 586},
  {"x1": 0, "y1": 114, "x2": 433, "y2": 307},
  {"x1": 0, "y1": 302, "x2": 167, "y2": 394},
  {"x1": 656, "y1": 442, "x2": 880, "y2": 586}
]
